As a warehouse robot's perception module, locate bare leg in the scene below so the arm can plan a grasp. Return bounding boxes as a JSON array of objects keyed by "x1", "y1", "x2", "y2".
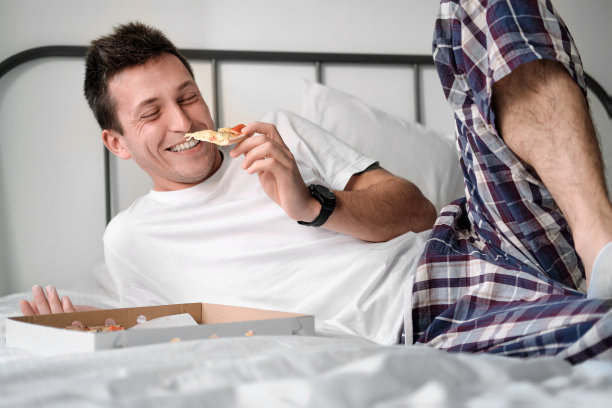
[{"x1": 492, "y1": 59, "x2": 612, "y2": 295}]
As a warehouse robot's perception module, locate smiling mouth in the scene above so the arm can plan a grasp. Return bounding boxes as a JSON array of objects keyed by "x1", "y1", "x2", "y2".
[{"x1": 168, "y1": 139, "x2": 200, "y2": 152}]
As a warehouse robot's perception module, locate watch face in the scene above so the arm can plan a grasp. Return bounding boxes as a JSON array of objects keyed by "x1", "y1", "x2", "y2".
[{"x1": 313, "y1": 184, "x2": 335, "y2": 200}]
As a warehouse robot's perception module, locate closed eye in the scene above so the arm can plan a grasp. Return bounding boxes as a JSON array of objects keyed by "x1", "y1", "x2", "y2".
[
  {"x1": 141, "y1": 109, "x2": 160, "y2": 120},
  {"x1": 179, "y1": 94, "x2": 198, "y2": 104}
]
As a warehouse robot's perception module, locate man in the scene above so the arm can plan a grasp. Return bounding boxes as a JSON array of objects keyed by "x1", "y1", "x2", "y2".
[
  {"x1": 409, "y1": 0, "x2": 612, "y2": 363},
  {"x1": 21, "y1": 22, "x2": 436, "y2": 344}
]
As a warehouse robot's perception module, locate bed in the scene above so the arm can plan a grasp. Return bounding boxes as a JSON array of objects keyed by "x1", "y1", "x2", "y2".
[{"x1": 0, "y1": 47, "x2": 611, "y2": 407}]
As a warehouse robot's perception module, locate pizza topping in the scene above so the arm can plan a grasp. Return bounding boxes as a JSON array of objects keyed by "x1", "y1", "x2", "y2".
[
  {"x1": 66, "y1": 317, "x2": 125, "y2": 331},
  {"x1": 232, "y1": 124, "x2": 246, "y2": 133},
  {"x1": 65, "y1": 322, "x2": 126, "y2": 332},
  {"x1": 217, "y1": 127, "x2": 241, "y2": 136}
]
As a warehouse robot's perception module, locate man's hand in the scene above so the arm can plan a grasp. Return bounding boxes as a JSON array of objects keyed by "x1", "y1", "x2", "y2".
[
  {"x1": 230, "y1": 121, "x2": 436, "y2": 242},
  {"x1": 229, "y1": 122, "x2": 319, "y2": 223},
  {"x1": 20, "y1": 285, "x2": 98, "y2": 316}
]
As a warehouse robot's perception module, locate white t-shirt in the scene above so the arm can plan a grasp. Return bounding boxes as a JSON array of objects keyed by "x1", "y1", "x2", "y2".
[{"x1": 104, "y1": 110, "x2": 429, "y2": 344}]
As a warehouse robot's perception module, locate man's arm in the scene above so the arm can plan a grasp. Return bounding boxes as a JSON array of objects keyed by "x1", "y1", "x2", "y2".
[
  {"x1": 328, "y1": 167, "x2": 436, "y2": 242},
  {"x1": 230, "y1": 122, "x2": 437, "y2": 243},
  {"x1": 492, "y1": 58, "x2": 612, "y2": 285}
]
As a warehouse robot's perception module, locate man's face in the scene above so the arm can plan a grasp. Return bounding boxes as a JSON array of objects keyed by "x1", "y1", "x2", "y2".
[{"x1": 105, "y1": 53, "x2": 219, "y2": 191}]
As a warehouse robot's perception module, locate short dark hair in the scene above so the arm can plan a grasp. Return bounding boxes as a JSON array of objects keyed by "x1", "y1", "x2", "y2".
[{"x1": 84, "y1": 22, "x2": 193, "y2": 133}]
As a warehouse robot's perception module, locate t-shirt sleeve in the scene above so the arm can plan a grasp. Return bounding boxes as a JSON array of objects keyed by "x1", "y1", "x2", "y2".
[{"x1": 259, "y1": 110, "x2": 377, "y2": 191}]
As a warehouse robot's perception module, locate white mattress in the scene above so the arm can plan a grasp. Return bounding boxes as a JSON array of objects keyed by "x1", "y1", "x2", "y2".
[{"x1": 1, "y1": 287, "x2": 611, "y2": 407}]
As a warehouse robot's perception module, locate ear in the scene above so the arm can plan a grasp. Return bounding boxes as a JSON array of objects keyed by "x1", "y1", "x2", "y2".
[{"x1": 102, "y1": 129, "x2": 131, "y2": 160}]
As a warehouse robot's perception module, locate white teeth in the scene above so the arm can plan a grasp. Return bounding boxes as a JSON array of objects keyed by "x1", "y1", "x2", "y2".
[{"x1": 170, "y1": 139, "x2": 200, "y2": 152}]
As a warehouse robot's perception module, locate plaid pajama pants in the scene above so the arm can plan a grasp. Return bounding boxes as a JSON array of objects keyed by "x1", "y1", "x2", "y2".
[{"x1": 409, "y1": 0, "x2": 612, "y2": 364}]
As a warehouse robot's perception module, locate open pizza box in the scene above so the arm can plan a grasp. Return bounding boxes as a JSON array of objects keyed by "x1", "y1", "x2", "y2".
[{"x1": 5, "y1": 302, "x2": 314, "y2": 356}]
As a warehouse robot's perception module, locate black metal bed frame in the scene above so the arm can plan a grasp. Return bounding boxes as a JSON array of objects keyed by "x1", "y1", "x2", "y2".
[{"x1": 1, "y1": 46, "x2": 611, "y2": 224}]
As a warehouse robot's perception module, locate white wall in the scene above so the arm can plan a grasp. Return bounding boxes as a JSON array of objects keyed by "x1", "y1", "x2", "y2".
[
  {"x1": 1, "y1": 0, "x2": 609, "y2": 90},
  {"x1": 0, "y1": 0, "x2": 610, "y2": 295}
]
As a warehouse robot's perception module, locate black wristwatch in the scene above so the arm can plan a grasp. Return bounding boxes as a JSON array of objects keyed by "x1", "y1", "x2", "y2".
[{"x1": 297, "y1": 184, "x2": 336, "y2": 227}]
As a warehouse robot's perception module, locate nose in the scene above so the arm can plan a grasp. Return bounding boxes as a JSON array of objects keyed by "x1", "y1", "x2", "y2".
[{"x1": 168, "y1": 103, "x2": 192, "y2": 133}]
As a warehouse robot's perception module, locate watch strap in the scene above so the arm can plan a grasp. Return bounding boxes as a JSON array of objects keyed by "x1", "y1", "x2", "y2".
[{"x1": 297, "y1": 184, "x2": 336, "y2": 227}]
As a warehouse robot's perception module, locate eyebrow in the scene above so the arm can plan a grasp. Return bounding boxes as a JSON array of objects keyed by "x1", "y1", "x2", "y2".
[{"x1": 177, "y1": 80, "x2": 195, "y2": 92}]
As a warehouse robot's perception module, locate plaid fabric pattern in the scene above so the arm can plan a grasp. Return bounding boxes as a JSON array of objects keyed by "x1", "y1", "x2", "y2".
[{"x1": 410, "y1": 0, "x2": 612, "y2": 363}]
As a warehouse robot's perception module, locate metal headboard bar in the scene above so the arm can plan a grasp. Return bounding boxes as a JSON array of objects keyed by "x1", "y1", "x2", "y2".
[
  {"x1": 413, "y1": 64, "x2": 422, "y2": 124},
  {"x1": 1, "y1": 45, "x2": 611, "y2": 224},
  {"x1": 1, "y1": 46, "x2": 609, "y2": 114},
  {"x1": 210, "y1": 58, "x2": 219, "y2": 129}
]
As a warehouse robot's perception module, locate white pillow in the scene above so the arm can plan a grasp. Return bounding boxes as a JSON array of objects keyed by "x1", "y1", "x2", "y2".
[{"x1": 301, "y1": 80, "x2": 465, "y2": 211}]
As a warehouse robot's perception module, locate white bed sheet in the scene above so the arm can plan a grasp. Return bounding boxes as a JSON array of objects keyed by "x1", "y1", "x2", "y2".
[{"x1": 1, "y1": 288, "x2": 611, "y2": 407}]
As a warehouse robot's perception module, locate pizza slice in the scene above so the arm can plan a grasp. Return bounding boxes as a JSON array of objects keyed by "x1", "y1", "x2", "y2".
[{"x1": 185, "y1": 124, "x2": 247, "y2": 146}]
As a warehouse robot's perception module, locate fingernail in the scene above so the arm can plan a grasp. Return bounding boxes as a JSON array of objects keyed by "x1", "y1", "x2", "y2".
[
  {"x1": 32, "y1": 284, "x2": 42, "y2": 291},
  {"x1": 46, "y1": 285, "x2": 54, "y2": 293}
]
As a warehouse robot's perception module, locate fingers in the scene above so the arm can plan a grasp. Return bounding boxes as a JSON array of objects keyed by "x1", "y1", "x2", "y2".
[
  {"x1": 21, "y1": 285, "x2": 74, "y2": 315},
  {"x1": 229, "y1": 129, "x2": 294, "y2": 174},
  {"x1": 45, "y1": 285, "x2": 65, "y2": 314},
  {"x1": 228, "y1": 134, "x2": 267, "y2": 162},
  {"x1": 229, "y1": 121, "x2": 287, "y2": 159},
  {"x1": 240, "y1": 121, "x2": 281, "y2": 140},
  {"x1": 242, "y1": 142, "x2": 295, "y2": 174},
  {"x1": 20, "y1": 300, "x2": 36, "y2": 316},
  {"x1": 61, "y1": 296, "x2": 77, "y2": 313},
  {"x1": 29, "y1": 300, "x2": 40, "y2": 314},
  {"x1": 32, "y1": 285, "x2": 52, "y2": 314}
]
